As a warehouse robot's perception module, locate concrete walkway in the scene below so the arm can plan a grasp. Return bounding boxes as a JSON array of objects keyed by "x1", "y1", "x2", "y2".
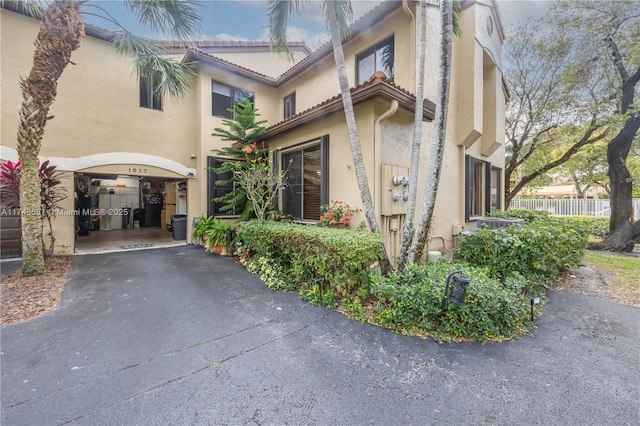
[{"x1": 1, "y1": 246, "x2": 638, "y2": 425}]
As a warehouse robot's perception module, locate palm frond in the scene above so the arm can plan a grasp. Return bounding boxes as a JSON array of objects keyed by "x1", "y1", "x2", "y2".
[
  {"x1": 133, "y1": 53, "x2": 197, "y2": 100},
  {"x1": 323, "y1": 0, "x2": 352, "y2": 42},
  {"x1": 452, "y1": 0, "x2": 462, "y2": 38},
  {"x1": 3, "y1": 0, "x2": 44, "y2": 18},
  {"x1": 123, "y1": 0, "x2": 201, "y2": 41},
  {"x1": 268, "y1": 0, "x2": 301, "y2": 60},
  {"x1": 110, "y1": 31, "x2": 162, "y2": 56}
]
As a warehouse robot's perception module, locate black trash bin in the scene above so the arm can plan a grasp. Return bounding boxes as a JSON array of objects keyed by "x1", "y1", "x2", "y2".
[
  {"x1": 170, "y1": 215, "x2": 187, "y2": 240},
  {"x1": 133, "y1": 208, "x2": 146, "y2": 227}
]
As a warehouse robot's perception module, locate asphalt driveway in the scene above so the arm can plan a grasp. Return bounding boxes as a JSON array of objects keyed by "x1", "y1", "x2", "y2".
[{"x1": 1, "y1": 246, "x2": 638, "y2": 425}]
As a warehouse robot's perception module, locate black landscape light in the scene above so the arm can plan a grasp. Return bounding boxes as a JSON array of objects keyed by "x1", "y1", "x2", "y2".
[{"x1": 441, "y1": 270, "x2": 470, "y2": 312}]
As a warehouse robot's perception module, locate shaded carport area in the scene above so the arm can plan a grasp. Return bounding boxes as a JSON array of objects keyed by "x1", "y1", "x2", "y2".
[{"x1": 1, "y1": 246, "x2": 638, "y2": 425}]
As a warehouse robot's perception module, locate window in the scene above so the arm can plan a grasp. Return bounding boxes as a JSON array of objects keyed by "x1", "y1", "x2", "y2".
[
  {"x1": 490, "y1": 166, "x2": 501, "y2": 212},
  {"x1": 283, "y1": 92, "x2": 296, "y2": 120},
  {"x1": 280, "y1": 136, "x2": 329, "y2": 221},
  {"x1": 207, "y1": 157, "x2": 236, "y2": 216},
  {"x1": 140, "y1": 73, "x2": 162, "y2": 110},
  {"x1": 212, "y1": 81, "x2": 254, "y2": 119},
  {"x1": 356, "y1": 35, "x2": 394, "y2": 85},
  {"x1": 465, "y1": 156, "x2": 502, "y2": 220}
]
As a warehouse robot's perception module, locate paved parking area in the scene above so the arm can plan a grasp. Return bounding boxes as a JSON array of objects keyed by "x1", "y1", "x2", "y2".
[{"x1": 1, "y1": 246, "x2": 638, "y2": 425}]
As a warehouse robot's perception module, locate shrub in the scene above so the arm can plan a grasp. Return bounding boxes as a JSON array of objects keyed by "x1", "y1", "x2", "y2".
[
  {"x1": 238, "y1": 221, "x2": 383, "y2": 298},
  {"x1": 493, "y1": 209, "x2": 609, "y2": 237},
  {"x1": 569, "y1": 216, "x2": 609, "y2": 238},
  {"x1": 364, "y1": 262, "x2": 530, "y2": 343},
  {"x1": 454, "y1": 220, "x2": 588, "y2": 288},
  {"x1": 490, "y1": 209, "x2": 550, "y2": 223}
]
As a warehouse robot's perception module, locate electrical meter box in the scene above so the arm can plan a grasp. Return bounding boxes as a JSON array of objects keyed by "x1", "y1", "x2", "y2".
[{"x1": 381, "y1": 164, "x2": 410, "y2": 216}]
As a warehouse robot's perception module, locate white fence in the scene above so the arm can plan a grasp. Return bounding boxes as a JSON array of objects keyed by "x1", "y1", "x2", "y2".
[{"x1": 509, "y1": 198, "x2": 640, "y2": 219}]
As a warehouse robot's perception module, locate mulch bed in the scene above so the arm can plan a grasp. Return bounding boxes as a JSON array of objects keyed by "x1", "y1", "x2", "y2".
[{"x1": 1, "y1": 256, "x2": 72, "y2": 325}]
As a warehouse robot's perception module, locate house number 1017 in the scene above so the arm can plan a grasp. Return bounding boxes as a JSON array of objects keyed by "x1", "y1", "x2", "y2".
[{"x1": 128, "y1": 167, "x2": 148, "y2": 174}]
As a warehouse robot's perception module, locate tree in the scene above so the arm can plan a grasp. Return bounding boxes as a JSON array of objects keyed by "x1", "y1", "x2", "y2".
[
  {"x1": 503, "y1": 18, "x2": 609, "y2": 209},
  {"x1": 269, "y1": 0, "x2": 393, "y2": 273},
  {"x1": 400, "y1": 0, "x2": 456, "y2": 268},
  {"x1": 554, "y1": 139, "x2": 610, "y2": 197},
  {"x1": 211, "y1": 99, "x2": 268, "y2": 220},
  {"x1": 555, "y1": 0, "x2": 640, "y2": 251},
  {"x1": 14, "y1": 0, "x2": 201, "y2": 275}
]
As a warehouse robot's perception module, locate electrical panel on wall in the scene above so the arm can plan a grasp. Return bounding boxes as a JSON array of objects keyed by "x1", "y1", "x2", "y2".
[{"x1": 381, "y1": 164, "x2": 410, "y2": 216}]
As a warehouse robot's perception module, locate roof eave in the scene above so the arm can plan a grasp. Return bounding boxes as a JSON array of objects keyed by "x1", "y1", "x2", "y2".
[
  {"x1": 183, "y1": 50, "x2": 278, "y2": 86},
  {"x1": 262, "y1": 81, "x2": 435, "y2": 141}
]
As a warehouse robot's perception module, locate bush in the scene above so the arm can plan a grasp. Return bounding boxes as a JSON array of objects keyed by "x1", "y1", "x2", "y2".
[
  {"x1": 492, "y1": 210, "x2": 609, "y2": 237},
  {"x1": 364, "y1": 262, "x2": 530, "y2": 343},
  {"x1": 454, "y1": 220, "x2": 588, "y2": 288},
  {"x1": 238, "y1": 221, "x2": 383, "y2": 298},
  {"x1": 569, "y1": 216, "x2": 609, "y2": 238},
  {"x1": 490, "y1": 209, "x2": 550, "y2": 223}
]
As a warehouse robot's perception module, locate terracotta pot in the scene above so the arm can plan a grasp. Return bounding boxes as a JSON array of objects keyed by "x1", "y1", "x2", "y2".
[{"x1": 329, "y1": 223, "x2": 347, "y2": 229}]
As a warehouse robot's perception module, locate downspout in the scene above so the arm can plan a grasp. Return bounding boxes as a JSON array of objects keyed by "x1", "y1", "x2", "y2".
[
  {"x1": 402, "y1": 0, "x2": 416, "y2": 92},
  {"x1": 374, "y1": 100, "x2": 399, "y2": 218}
]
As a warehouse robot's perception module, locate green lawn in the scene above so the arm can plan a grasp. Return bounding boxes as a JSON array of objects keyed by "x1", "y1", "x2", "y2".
[{"x1": 584, "y1": 251, "x2": 640, "y2": 306}]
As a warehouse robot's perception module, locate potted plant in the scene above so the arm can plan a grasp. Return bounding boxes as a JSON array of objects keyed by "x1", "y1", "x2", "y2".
[
  {"x1": 204, "y1": 218, "x2": 236, "y2": 255},
  {"x1": 192, "y1": 214, "x2": 217, "y2": 246}
]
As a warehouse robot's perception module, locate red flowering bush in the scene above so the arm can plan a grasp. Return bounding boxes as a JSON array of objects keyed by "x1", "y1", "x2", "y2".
[{"x1": 318, "y1": 200, "x2": 361, "y2": 227}]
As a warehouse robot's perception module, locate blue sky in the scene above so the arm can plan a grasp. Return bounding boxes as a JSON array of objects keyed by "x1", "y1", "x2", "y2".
[{"x1": 83, "y1": 0, "x2": 555, "y2": 50}]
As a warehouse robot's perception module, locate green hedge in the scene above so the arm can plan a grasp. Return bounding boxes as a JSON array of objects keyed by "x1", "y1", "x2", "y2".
[
  {"x1": 364, "y1": 262, "x2": 530, "y2": 343},
  {"x1": 238, "y1": 221, "x2": 538, "y2": 343},
  {"x1": 569, "y1": 216, "x2": 609, "y2": 237},
  {"x1": 454, "y1": 220, "x2": 588, "y2": 288},
  {"x1": 238, "y1": 221, "x2": 383, "y2": 294},
  {"x1": 492, "y1": 210, "x2": 609, "y2": 237},
  {"x1": 490, "y1": 209, "x2": 550, "y2": 223}
]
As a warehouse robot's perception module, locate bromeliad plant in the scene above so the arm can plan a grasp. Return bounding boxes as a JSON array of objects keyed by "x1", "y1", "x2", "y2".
[{"x1": 317, "y1": 200, "x2": 361, "y2": 227}]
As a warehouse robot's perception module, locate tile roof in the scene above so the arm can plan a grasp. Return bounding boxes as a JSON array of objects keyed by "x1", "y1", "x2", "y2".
[
  {"x1": 183, "y1": 49, "x2": 278, "y2": 85},
  {"x1": 161, "y1": 40, "x2": 312, "y2": 55},
  {"x1": 262, "y1": 72, "x2": 436, "y2": 140}
]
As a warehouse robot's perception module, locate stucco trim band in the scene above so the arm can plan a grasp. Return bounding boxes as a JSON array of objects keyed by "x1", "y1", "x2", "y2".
[{"x1": 0, "y1": 147, "x2": 196, "y2": 177}]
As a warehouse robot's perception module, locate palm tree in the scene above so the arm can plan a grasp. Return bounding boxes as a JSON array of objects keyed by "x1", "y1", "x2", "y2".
[
  {"x1": 268, "y1": 0, "x2": 393, "y2": 273},
  {"x1": 15, "y1": 0, "x2": 201, "y2": 276},
  {"x1": 398, "y1": 0, "x2": 461, "y2": 269},
  {"x1": 407, "y1": 0, "x2": 455, "y2": 264}
]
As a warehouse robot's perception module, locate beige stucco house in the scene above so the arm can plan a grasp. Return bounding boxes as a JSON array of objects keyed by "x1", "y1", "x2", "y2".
[{"x1": 1, "y1": 0, "x2": 506, "y2": 262}]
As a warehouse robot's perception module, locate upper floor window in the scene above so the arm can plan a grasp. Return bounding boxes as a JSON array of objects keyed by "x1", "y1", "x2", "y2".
[
  {"x1": 140, "y1": 73, "x2": 162, "y2": 111},
  {"x1": 284, "y1": 92, "x2": 296, "y2": 120},
  {"x1": 356, "y1": 35, "x2": 394, "y2": 85},
  {"x1": 212, "y1": 81, "x2": 254, "y2": 119}
]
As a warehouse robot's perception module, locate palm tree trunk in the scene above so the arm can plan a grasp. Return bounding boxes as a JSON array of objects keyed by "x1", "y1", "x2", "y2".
[
  {"x1": 398, "y1": 0, "x2": 427, "y2": 271},
  {"x1": 408, "y1": 0, "x2": 453, "y2": 264},
  {"x1": 325, "y1": 1, "x2": 392, "y2": 273},
  {"x1": 17, "y1": 0, "x2": 84, "y2": 276}
]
